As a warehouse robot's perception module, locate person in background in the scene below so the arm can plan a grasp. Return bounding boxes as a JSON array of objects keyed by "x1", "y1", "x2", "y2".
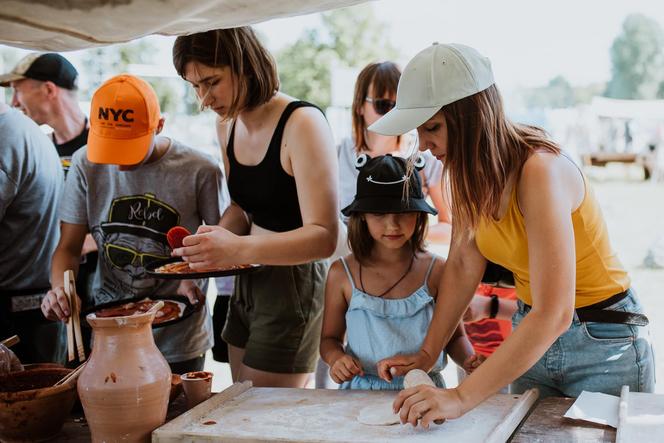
[
  {"x1": 321, "y1": 154, "x2": 481, "y2": 390},
  {"x1": 172, "y1": 27, "x2": 338, "y2": 388},
  {"x1": 338, "y1": 61, "x2": 451, "y2": 243},
  {"x1": 40, "y1": 74, "x2": 220, "y2": 373},
  {"x1": 211, "y1": 277, "x2": 234, "y2": 364},
  {"x1": 0, "y1": 102, "x2": 64, "y2": 364},
  {"x1": 463, "y1": 263, "x2": 518, "y2": 358},
  {"x1": 0, "y1": 53, "x2": 88, "y2": 176},
  {"x1": 0, "y1": 52, "x2": 97, "y2": 336},
  {"x1": 373, "y1": 43, "x2": 654, "y2": 426}
]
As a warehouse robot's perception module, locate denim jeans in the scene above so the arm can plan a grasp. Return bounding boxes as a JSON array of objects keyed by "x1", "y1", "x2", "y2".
[{"x1": 510, "y1": 288, "x2": 655, "y2": 398}]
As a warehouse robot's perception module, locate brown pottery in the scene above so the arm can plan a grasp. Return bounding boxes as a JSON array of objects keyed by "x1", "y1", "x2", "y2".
[
  {"x1": 78, "y1": 310, "x2": 171, "y2": 443},
  {"x1": 0, "y1": 367, "x2": 77, "y2": 442},
  {"x1": 180, "y1": 371, "x2": 213, "y2": 409}
]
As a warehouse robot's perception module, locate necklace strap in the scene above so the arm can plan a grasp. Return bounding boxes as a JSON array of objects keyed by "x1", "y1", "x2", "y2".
[{"x1": 359, "y1": 253, "x2": 415, "y2": 298}]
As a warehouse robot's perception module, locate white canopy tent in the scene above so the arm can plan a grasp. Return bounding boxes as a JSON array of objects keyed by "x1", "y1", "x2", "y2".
[
  {"x1": 590, "y1": 96, "x2": 664, "y2": 121},
  {"x1": 0, "y1": 0, "x2": 368, "y2": 51}
]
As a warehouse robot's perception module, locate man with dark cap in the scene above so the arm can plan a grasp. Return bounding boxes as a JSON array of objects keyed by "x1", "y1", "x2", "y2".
[
  {"x1": 0, "y1": 53, "x2": 88, "y2": 174},
  {"x1": 1, "y1": 53, "x2": 97, "y2": 315}
]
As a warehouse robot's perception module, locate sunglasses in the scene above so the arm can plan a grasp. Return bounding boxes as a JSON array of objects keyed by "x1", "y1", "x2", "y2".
[
  {"x1": 104, "y1": 243, "x2": 169, "y2": 270},
  {"x1": 365, "y1": 97, "x2": 396, "y2": 115}
]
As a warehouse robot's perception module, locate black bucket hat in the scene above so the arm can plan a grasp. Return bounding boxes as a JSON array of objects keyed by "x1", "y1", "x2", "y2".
[{"x1": 341, "y1": 154, "x2": 438, "y2": 216}]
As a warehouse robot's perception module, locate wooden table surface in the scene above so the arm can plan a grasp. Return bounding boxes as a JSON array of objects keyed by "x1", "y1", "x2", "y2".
[
  {"x1": 56, "y1": 393, "x2": 188, "y2": 442},
  {"x1": 54, "y1": 394, "x2": 615, "y2": 442},
  {"x1": 510, "y1": 397, "x2": 615, "y2": 443}
]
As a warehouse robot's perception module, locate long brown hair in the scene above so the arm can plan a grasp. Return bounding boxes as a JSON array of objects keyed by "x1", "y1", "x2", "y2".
[
  {"x1": 352, "y1": 62, "x2": 401, "y2": 152},
  {"x1": 172, "y1": 27, "x2": 279, "y2": 119},
  {"x1": 441, "y1": 84, "x2": 560, "y2": 233},
  {"x1": 347, "y1": 212, "x2": 428, "y2": 265}
]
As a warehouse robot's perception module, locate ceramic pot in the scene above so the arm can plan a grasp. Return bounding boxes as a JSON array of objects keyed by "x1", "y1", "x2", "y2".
[
  {"x1": 180, "y1": 371, "x2": 213, "y2": 409},
  {"x1": 78, "y1": 310, "x2": 171, "y2": 443},
  {"x1": 0, "y1": 367, "x2": 77, "y2": 442}
]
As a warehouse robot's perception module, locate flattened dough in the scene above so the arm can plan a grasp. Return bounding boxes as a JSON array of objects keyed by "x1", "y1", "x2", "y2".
[{"x1": 357, "y1": 402, "x2": 400, "y2": 426}]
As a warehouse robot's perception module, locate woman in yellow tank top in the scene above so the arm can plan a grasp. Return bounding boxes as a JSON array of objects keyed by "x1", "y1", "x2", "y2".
[{"x1": 368, "y1": 43, "x2": 654, "y2": 427}]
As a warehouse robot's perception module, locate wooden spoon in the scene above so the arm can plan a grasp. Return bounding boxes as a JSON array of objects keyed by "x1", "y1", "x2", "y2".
[
  {"x1": 53, "y1": 361, "x2": 87, "y2": 387},
  {"x1": 1, "y1": 335, "x2": 19, "y2": 348}
]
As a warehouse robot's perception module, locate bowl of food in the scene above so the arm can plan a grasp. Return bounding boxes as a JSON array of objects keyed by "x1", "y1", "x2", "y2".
[{"x1": 0, "y1": 367, "x2": 77, "y2": 442}]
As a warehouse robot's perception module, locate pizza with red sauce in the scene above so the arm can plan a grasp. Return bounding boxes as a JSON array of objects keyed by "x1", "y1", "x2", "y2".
[
  {"x1": 95, "y1": 299, "x2": 184, "y2": 324},
  {"x1": 154, "y1": 261, "x2": 252, "y2": 274}
]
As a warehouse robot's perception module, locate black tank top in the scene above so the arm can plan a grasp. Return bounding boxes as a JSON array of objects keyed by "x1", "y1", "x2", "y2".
[{"x1": 227, "y1": 101, "x2": 323, "y2": 232}]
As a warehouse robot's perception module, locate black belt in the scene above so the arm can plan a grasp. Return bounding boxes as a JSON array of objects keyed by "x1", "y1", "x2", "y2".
[
  {"x1": 1, "y1": 287, "x2": 50, "y2": 313},
  {"x1": 526, "y1": 290, "x2": 649, "y2": 327}
]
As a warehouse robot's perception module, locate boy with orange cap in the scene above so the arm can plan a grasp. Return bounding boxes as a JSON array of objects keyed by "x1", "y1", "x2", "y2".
[{"x1": 41, "y1": 74, "x2": 225, "y2": 372}]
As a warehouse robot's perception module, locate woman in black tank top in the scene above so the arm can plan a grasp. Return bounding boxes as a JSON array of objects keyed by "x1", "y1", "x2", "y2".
[{"x1": 173, "y1": 27, "x2": 338, "y2": 389}]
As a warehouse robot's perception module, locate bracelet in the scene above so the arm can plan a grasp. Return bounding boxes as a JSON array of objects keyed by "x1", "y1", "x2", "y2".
[{"x1": 489, "y1": 294, "x2": 499, "y2": 319}]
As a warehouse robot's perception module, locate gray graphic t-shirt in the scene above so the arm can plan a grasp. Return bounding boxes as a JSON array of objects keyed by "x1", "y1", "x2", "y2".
[{"x1": 60, "y1": 139, "x2": 224, "y2": 362}]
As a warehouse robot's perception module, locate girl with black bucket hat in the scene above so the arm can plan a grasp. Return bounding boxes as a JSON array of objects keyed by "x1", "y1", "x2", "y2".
[{"x1": 319, "y1": 154, "x2": 483, "y2": 390}]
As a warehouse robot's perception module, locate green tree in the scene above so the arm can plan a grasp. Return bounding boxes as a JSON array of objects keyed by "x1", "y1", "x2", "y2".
[
  {"x1": 80, "y1": 39, "x2": 180, "y2": 114},
  {"x1": 276, "y1": 4, "x2": 399, "y2": 110},
  {"x1": 605, "y1": 14, "x2": 664, "y2": 99},
  {"x1": 321, "y1": 5, "x2": 398, "y2": 68},
  {"x1": 276, "y1": 29, "x2": 336, "y2": 110},
  {"x1": 524, "y1": 75, "x2": 575, "y2": 108}
]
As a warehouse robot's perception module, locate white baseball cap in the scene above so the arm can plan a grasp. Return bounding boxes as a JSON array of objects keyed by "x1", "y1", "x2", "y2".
[{"x1": 369, "y1": 43, "x2": 495, "y2": 136}]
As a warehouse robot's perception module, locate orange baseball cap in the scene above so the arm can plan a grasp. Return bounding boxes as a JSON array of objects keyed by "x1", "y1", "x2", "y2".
[{"x1": 87, "y1": 74, "x2": 161, "y2": 165}]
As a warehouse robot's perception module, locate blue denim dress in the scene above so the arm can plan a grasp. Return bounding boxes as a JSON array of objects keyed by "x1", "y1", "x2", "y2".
[{"x1": 338, "y1": 257, "x2": 446, "y2": 390}]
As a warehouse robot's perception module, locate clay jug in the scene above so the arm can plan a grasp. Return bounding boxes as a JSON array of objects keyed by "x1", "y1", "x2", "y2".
[{"x1": 78, "y1": 310, "x2": 171, "y2": 442}]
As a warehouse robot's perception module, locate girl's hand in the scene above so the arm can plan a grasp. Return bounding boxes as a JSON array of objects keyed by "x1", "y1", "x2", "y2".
[
  {"x1": 394, "y1": 386, "x2": 465, "y2": 428},
  {"x1": 172, "y1": 225, "x2": 241, "y2": 270},
  {"x1": 462, "y1": 354, "x2": 486, "y2": 374},
  {"x1": 176, "y1": 280, "x2": 205, "y2": 305},
  {"x1": 376, "y1": 349, "x2": 434, "y2": 382},
  {"x1": 330, "y1": 354, "x2": 364, "y2": 384}
]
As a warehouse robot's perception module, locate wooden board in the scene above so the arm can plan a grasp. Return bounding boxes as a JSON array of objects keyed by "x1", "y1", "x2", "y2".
[
  {"x1": 153, "y1": 382, "x2": 538, "y2": 443},
  {"x1": 617, "y1": 386, "x2": 664, "y2": 443},
  {"x1": 511, "y1": 397, "x2": 615, "y2": 443}
]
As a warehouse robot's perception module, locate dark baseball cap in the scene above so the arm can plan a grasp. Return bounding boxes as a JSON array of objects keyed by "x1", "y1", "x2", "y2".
[{"x1": 0, "y1": 53, "x2": 78, "y2": 89}]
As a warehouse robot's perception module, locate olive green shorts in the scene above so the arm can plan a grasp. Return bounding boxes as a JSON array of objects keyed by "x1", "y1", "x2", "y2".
[{"x1": 221, "y1": 260, "x2": 328, "y2": 374}]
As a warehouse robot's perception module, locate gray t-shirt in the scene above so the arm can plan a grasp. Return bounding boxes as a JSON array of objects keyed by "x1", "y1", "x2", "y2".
[
  {"x1": 337, "y1": 136, "x2": 443, "y2": 218},
  {"x1": 60, "y1": 139, "x2": 223, "y2": 362},
  {"x1": 0, "y1": 108, "x2": 63, "y2": 290}
]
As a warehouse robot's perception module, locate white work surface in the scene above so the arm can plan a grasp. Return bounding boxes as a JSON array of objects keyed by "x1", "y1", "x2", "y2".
[
  {"x1": 617, "y1": 387, "x2": 664, "y2": 443},
  {"x1": 153, "y1": 382, "x2": 538, "y2": 443}
]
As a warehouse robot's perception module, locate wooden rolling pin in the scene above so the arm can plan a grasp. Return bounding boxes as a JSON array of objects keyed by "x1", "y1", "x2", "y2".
[{"x1": 404, "y1": 369, "x2": 445, "y2": 425}]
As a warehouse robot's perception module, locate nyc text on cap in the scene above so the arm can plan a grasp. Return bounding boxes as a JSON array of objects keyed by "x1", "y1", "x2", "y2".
[{"x1": 87, "y1": 74, "x2": 161, "y2": 165}]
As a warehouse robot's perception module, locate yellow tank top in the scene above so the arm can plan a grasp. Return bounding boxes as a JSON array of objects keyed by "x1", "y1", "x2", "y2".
[{"x1": 475, "y1": 174, "x2": 629, "y2": 308}]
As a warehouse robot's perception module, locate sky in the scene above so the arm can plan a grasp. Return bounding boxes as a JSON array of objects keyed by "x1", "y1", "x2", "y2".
[{"x1": 252, "y1": 0, "x2": 664, "y2": 90}]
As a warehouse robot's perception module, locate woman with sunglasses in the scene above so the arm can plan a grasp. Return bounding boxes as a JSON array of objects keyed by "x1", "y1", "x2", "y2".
[
  {"x1": 338, "y1": 62, "x2": 451, "y2": 243},
  {"x1": 172, "y1": 27, "x2": 338, "y2": 388},
  {"x1": 372, "y1": 43, "x2": 654, "y2": 426}
]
